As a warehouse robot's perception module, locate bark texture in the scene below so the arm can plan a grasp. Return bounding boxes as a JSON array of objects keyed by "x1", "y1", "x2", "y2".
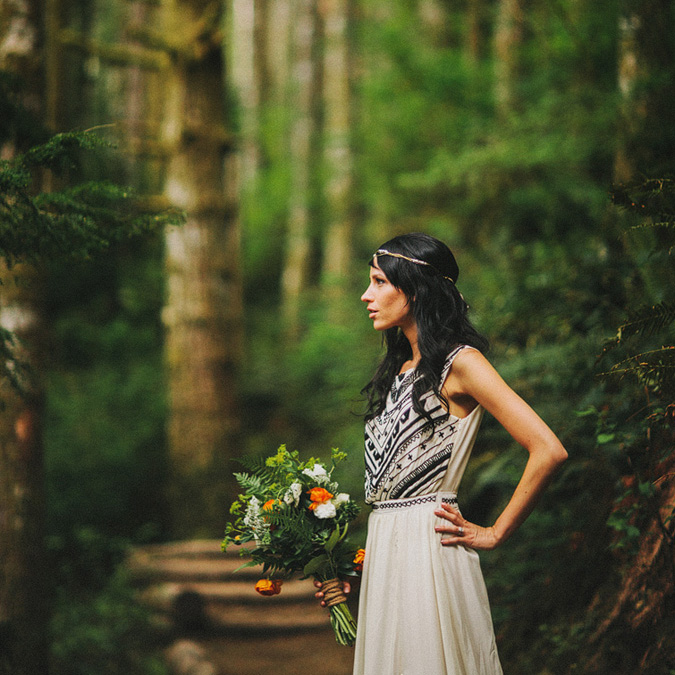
[
  {"x1": 0, "y1": 1, "x2": 50, "y2": 672},
  {"x1": 160, "y1": 0, "x2": 242, "y2": 537},
  {"x1": 281, "y1": 0, "x2": 321, "y2": 335},
  {"x1": 320, "y1": 0, "x2": 353, "y2": 292}
]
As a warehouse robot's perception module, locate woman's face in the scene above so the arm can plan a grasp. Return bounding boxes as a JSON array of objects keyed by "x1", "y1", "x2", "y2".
[{"x1": 361, "y1": 260, "x2": 415, "y2": 332}]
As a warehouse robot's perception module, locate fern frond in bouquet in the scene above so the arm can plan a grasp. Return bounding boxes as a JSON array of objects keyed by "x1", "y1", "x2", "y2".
[{"x1": 222, "y1": 445, "x2": 363, "y2": 646}]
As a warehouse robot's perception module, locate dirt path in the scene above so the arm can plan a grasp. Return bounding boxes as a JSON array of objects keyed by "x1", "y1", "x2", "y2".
[
  {"x1": 129, "y1": 540, "x2": 356, "y2": 675},
  {"x1": 201, "y1": 632, "x2": 354, "y2": 675}
]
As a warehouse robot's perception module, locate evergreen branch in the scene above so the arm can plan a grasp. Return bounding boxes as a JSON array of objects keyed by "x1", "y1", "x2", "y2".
[
  {"x1": 600, "y1": 347, "x2": 675, "y2": 394},
  {"x1": 610, "y1": 177, "x2": 675, "y2": 216},
  {"x1": 615, "y1": 302, "x2": 675, "y2": 342},
  {"x1": 630, "y1": 221, "x2": 675, "y2": 232},
  {"x1": 0, "y1": 133, "x2": 185, "y2": 267}
]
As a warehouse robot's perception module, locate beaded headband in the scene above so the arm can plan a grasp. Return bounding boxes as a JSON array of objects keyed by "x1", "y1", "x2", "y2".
[{"x1": 374, "y1": 249, "x2": 455, "y2": 283}]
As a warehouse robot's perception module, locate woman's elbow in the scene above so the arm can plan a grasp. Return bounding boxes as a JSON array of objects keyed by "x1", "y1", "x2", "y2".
[{"x1": 549, "y1": 442, "x2": 568, "y2": 469}]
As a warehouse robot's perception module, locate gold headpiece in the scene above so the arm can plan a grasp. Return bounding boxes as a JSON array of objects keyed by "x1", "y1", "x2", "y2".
[{"x1": 374, "y1": 249, "x2": 455, "y2": 283}]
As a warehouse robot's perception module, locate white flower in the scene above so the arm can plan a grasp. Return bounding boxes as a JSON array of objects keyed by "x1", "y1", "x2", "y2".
[
  {"x1": 243, "y1": 496, "x2": 268, "y2": 541},
  {"x1": 302, "y1": 463, "x2": 329, "y2": 484},
  {"x1": 333, "y1": 493, "x2": 350, "y2": 507},
  {"x1": 313, "y1": 501, "x2": 337, "y2": 519},
  {"x1": 283, "y1": 482, "x2": 303, "y2": 506},
  {"x1": 243, "y1": 496, "x2": 261, "y2": 526}
]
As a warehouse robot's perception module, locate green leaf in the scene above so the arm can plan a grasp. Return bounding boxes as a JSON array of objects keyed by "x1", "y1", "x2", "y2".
[
  {"x1": 303, "y1": 554, "x2": 329, "y2": 577},
  {"x1": 637, "y1": 481, "x2": 655, "y2": 498},
  {"x1": 234, "y1": 560, "x2": 260, "y2": 573},
  {"x1": 325, "y1": 525, "x2": 341, "y2": 553}
]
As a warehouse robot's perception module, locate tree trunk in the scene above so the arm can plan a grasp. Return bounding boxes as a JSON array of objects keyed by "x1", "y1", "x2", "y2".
[
  {"x1": 267, "y1": 0, "x2": 291, "y2": 102},
  {"x1": 614, "y1": 0, "x2": 675, "y2": 182},
  {"x1": 228, "y1": 0, "x2": 260, "y2": 185},
  {"x1": 466, "y1": 0, "x2": 485, "y2": 65},
  {"x1": 493, "y1": 0, "x2": 523, "y2": 119},
  {"x1": 0, "y1": 267, "x2": 49, "y2": 675},
  {"x1": 418, "y1": 0, "x2": 446, "y2": 45},
  {"x1": 0, "y1": 2, "x2": 50, "y2": 673},
  {"x1": 320, "y1": 0, "x2": 353, "y2": 296},
  {"x1": 160, "y1": 0, "x2": 242, "y2": 538},
  {"x1": 280, "y1": 0, "x2": 321, "y2": 336}
]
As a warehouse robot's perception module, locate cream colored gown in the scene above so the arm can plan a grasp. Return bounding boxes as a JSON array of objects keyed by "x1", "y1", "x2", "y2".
[{"x1": 353, "y1": 346, "x2": 503, "y2": 675}]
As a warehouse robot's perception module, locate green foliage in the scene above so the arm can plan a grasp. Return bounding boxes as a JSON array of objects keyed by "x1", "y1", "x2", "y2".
[
  {"x1": 45, "y1": 236, "x2": 169, "y2": 541},
  {"x1": 599, "y1": 179, "x2": 675, "y2": 397},
  {"x1": 50, "y1": 567, "x2": 167, "y2": 675},
  {"x1": 46, "y1": 528, "x2": 167, "y2": 675},
  {"x1": 0, "y1": 130, "x2": 183, "y2": 267}
]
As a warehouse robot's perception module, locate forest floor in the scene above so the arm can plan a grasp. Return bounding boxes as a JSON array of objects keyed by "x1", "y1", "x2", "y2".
[
  {"x1": 197, "y1": 632, "x2": 354, "y2": 675},
  {"x1": 128, "y1": 540, "x2": 355, "y2": 675}
]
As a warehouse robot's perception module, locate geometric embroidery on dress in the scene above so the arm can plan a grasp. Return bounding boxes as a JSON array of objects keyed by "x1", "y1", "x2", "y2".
[
  {"x1": 371, "y1": 494, "x2": 458, "y2": 510},
  {"x1": 364, "y1": 345, "x2": 467, "y2": 503}
]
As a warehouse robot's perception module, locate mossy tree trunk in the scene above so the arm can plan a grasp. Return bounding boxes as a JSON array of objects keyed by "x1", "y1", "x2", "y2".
[{"x1": 160, "y1": 0, "x2": 243, "y2": 538}]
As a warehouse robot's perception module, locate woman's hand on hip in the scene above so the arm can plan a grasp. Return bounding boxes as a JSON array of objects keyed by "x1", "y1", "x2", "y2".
[{"x1": 434, "y1": 503, "x2": 501, "y2": 551}]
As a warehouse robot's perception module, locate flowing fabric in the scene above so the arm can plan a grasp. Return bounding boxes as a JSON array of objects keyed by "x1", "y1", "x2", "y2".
[{"x1": 353, "y1": 346, "x2": 503, "y2": 675}]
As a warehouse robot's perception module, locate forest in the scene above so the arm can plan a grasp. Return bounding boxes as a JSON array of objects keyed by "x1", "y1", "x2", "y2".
[{"x1": 1, "y1": 0, "x2": 674, "y2": 673}]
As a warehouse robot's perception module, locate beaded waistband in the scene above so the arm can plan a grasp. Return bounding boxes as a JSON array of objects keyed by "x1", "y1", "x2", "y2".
[{"x1": 371, "y1": 492, "x2": 457, "y2": 511}]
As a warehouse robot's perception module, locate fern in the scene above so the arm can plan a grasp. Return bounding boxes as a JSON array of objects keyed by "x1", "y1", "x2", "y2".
[
  {"x1": 236, "y1": 454, "x2": 269, "y2": 474},
  {"x1": 232, "y1": 472, "x2": 266, "y2": 494}
]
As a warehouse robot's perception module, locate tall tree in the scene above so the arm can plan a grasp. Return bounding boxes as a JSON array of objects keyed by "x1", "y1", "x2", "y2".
[
  {"x1": 493, "y1": 0, "x2": 522, "y2": 118},
  {"x1": 614, "y1": 0, "x2": 675, "y2": 182},
  {"x1": 280, "y1": 0, "x2": 321, "y2": 335},
  {"x1": 466, "y1": 0, "x2": 486, "y2": 65},
  {"x1": 229, "y1": 0, "x2": 262, "y2": 185},
  {"x1": 0, "y1": 2, "x2": 50, "y2": 672},
  {"x1": 159, "y1": 0, "x2": 243, "y2": 537},
  {"x1": 320, "y1": 0, "x2": 353, "y2": 294}
]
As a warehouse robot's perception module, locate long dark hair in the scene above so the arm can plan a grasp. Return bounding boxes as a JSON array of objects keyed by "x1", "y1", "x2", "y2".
[{"x1": 362, "y1": 233, "x2": 489, "y2": 424}]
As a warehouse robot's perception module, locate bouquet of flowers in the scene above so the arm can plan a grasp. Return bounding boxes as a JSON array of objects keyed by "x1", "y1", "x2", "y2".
[{"x1": 222, "y1": 445, "x2": 364, "y2": 646}]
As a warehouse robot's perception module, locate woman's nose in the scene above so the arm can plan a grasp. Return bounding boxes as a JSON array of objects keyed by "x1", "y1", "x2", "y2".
[{"x1": 361, "y1": 286, "x2": 372, "y2": 303}]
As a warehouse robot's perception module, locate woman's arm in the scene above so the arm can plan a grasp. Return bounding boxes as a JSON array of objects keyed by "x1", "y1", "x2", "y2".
[{"x1": 435, "y1": 348, "x2": 568, "y2": 550}]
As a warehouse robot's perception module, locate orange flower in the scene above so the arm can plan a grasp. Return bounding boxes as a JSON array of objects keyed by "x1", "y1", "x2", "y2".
[
  {"x1": 262, "y1": 499, "x2": 278, "y2": 512},
  {"x1": 255, "y1": 579, "x2": 283, "y2": 596},
  {"x1": 308, "y1": 487, "x2": 334, "y2": 511},
  {"x1": 353, "y1": 548, "x2": 365, "y2": 572}
]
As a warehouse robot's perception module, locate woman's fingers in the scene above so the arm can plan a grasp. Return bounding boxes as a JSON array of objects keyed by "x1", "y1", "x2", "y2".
[
  {"x1": 435, "y1": 505, "x2": 464, "y2": 530},
  {"x1": 434, "y1": 503, "x2": 502, "y2": 551},
  {"x1": 314, "y1": 579, "x2": 351, "y2": 608}
]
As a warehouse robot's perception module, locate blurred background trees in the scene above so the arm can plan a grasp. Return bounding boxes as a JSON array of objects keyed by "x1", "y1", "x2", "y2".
[{"x1": 1, "y1": 0, "x2": 673, "y2": 673}]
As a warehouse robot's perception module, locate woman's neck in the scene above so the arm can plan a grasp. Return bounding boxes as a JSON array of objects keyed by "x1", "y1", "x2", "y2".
[{"x1": 402, "y1": 323, "x2": 420, "y2": 366}]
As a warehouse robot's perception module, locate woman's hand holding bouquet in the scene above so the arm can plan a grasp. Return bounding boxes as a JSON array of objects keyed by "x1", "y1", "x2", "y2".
[{"x1": 222, "y1": 445, "x2": 363, "y2": 646}]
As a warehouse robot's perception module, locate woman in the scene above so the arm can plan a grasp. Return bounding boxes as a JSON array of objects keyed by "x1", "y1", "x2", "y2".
[{"x1": 318, "y1": 233, "x2": 567, "y2": 674}]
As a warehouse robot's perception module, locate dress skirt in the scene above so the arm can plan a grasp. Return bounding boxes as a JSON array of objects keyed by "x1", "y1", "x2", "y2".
[{"x1": 352, "y1": 493, "x2": 502, "y2": 675}]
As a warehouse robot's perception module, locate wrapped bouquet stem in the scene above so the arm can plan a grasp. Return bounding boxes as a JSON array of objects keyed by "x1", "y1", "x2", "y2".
[
  {"x1": 222, "y1": 445, "x2": 364, "y2": 646},
  {"x1": 319, "y1": 578, "x2": 357, "y2": 645}
]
